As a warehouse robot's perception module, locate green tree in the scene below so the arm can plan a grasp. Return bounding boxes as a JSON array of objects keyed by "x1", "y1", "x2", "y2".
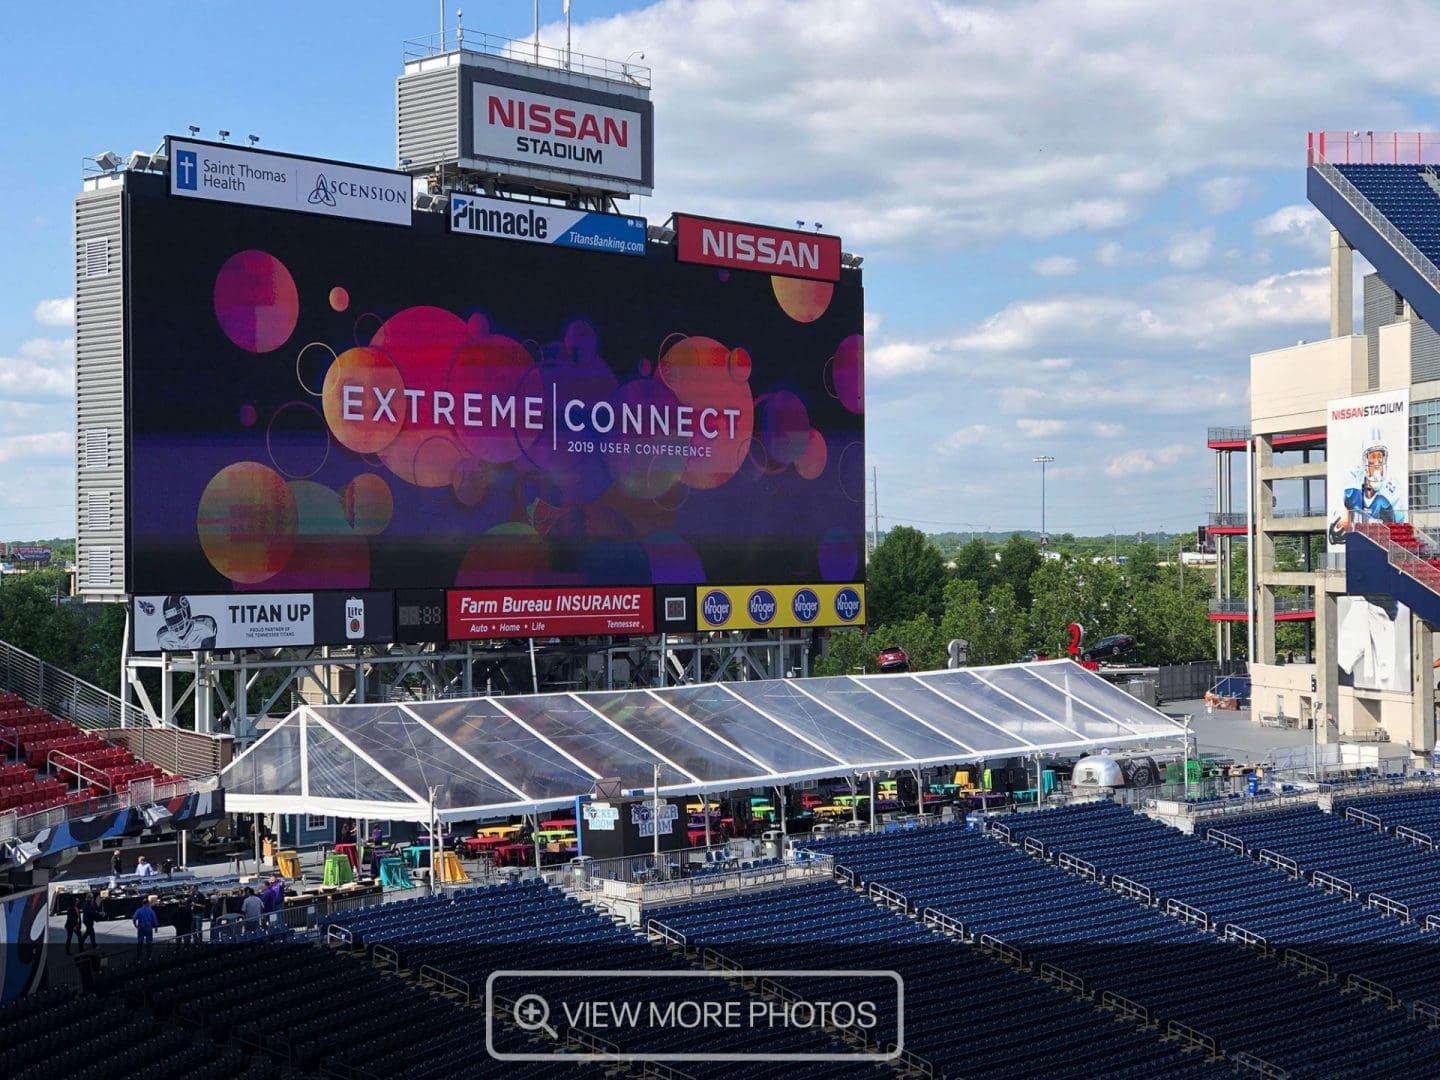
[
  {"x1": 995, "y1": 535, "x2": 1042, "y2": 609},
  {"x1": 866, "y1": 525, "x2": 946, "y2": 627},
  {"x1": 813, "y1": 627, "x2": 874, "y2": 676},
  {"x1": 951, "y1": 539, "x2": 995, "y2": 590}
]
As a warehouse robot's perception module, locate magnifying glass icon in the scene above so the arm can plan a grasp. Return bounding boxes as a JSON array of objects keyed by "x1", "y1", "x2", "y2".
[{"x1": 513, "y1": 993, "x2": 559, "y2": 1039}]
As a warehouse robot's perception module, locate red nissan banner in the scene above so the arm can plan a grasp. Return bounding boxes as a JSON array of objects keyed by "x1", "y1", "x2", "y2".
[
  {"x1": 673, "y1": 214, "x2": 842, "y2": 283},
  {"x1": 447, "y1": 587, "x2": 655, "y2": 639}
]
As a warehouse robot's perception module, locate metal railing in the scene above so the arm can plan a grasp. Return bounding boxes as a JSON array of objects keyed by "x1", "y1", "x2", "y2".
[
  {"x1": 0, "y1": 637, "x2": 150, "y2": 730},
  {"x1": 1309, "y1": 131, "x2": 1440, "y2": 166},
  {"x1": 401, "y1": 29, "x2": 652, "y2": 87},
  {"x1": 1207, "y1": 512, "x2": 1249, "y2": 529},
  {"x1": 7, "y1": 775, "x2": 204, "y2": 842},
  {"x1": 1206, "y1": 426, "x2": 1250, "y2": 443},
  {"x1": 1270, "y1": 507, "x2": 1324, "y2": 520}
]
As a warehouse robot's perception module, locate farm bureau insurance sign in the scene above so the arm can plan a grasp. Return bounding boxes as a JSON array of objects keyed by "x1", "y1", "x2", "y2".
[
  {"x1": 169, "y1": 138, "x2": 411, "y2": 226},
  {"x1": 447, "y1": 587, "x2": 655, "y2": 639}
]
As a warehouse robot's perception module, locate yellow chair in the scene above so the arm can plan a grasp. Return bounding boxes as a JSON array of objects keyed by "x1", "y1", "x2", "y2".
[
  {"x1": 276, "y1": 849, "x2": 302, "y2": 879},
  {"x1": 437, "y1": 850, "x2": 470, "y2": 884}
]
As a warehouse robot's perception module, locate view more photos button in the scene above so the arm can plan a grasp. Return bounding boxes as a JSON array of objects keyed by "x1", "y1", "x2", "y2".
[{"x1": 484, "y1": 969, "x2": 904, "y2": 1062}]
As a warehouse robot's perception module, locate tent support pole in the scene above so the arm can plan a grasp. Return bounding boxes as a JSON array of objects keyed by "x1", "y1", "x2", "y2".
[
  {"x1": 534, "y1": 813, "x2": 542, "y2": 875},
  {"x1": 851, "y1": 774, "x2": 860, "y2": 827},
  {"x1": 653, "y1": 764, "x2": 662, "y2": 879},
  {"x1": 529, "y1": 637, "x2": 540, "y2": 693},
  {"x1": 702, "y1": 791, "x2": 711, "y2": 851},
  {"x1": 776, "y1": 785, "x2": 787, "y2": 854},
  {"x1": 868, "y1": 774, "x2": 876, "y2": 833}
]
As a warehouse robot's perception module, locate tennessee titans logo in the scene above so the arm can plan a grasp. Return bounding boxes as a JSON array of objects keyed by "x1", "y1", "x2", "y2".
[
  {"x1": 308, "y1": 174, "x2": 337, "y2": 207},
  {"x1": 138, "y1": 600, "x2": 155, "y2": 615}
]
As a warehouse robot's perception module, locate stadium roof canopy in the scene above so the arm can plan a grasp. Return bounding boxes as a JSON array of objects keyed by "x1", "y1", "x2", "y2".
[{"x1": 220, "y1": 660, "x2": 1185, "y2": 822}]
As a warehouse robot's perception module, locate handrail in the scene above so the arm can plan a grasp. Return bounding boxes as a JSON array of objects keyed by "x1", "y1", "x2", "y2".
[
  {"x1": 1367, "y1": 892, "x2": 1411, "y2": 923},
  {"x1": 1099, "y1": 990, "x2": 1150, "y2": 1025},
  {"x1": 1233, "y1": 1051, "x2": 1291, "y2": 1080},
  {"x1": 1344, "y1": 805, "x2": 1383, "y2": 830},
  {"x1": 868, "y1": 881, "x2": 910, "y2": 913},
  {"x1": 1110, "y1": 874, "x2": 1153, "y2": 905},
  {"x1": 1311, "y1": 870, "x2": 1355, "y2": 900},
  {"x1": 1395, "y1": 824, "x2": 1435, "y2": 851},
  {"x1": 46, "y1": 747, "x2": 113, "y2": 791},
  {"x1": 1411, "y1": 1001, "x2": 1440, "y2": 1028},
  {"x1": 1222, "y1": 923, "x2": 1269, "y2": 953},
  {"x1": 1056, "y1": 851, "x2": 1099, "y2": 882},
  {"x1": 1345, "y1": 973, "x2": 1396, "y2": 1006},
  {"x1": 645, "y1": 918, "x2": 688, "y2": 949},
  {"x1": 921, "y1": 907, "x2": 965, "y2": 938},
  {"x1": 1165, "y1": 1020, "x2": 1220, "y2": 1058},
  {"x1": 1282, "y1": 948, "x2": 1331, "y2": 981},
  {"x1": 978, "y1": 933, "x2": 1025, "y2": 968},
  {"x1": 1165, "y1": 898, "x2": 1210, "y2": 930},
  {"x1": 1256, "y1": 848, "x2": 1300, "y2": 879},
  {"x1": 1038, "y1": 963, "x2": 1087, "y2": 998},
  {"x1": 1205, "y1": 827, "x2": 1245, "y2": 855},
  {"x1": 400, "y1": 29, "x2": 653, "y2": 88}
]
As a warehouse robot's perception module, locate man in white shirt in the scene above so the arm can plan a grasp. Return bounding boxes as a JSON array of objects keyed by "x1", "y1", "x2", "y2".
[{"x1": 135, "y1": 856, "x2": 156, "y2": 878}]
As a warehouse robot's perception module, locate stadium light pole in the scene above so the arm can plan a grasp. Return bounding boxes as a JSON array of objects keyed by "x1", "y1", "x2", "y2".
[{"x1": 1033, "y1": 456, "x2": 1055, "y2": 545}]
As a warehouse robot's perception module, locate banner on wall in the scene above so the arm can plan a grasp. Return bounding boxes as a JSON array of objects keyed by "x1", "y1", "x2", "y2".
[
  {"x1": 1326, "y1": 390, "x2": 1409, "y2": 552},
  {"x1": 1337, "y1": 595, "x2": 1412, "y2": 692},
  {"x1": 447, "y1": 587, "x2": 654, "y2": 639},
  {"x1": 133, "y1": 594, "x2": 314, "y2": 651},
  {"x1": 695, "y1": 583, "x2": 865, "y2": 631}
]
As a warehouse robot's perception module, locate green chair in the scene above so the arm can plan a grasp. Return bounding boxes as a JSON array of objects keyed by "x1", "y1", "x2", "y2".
[{"x1": 322, "y1": 852, "x2": 354, "y2": 886}]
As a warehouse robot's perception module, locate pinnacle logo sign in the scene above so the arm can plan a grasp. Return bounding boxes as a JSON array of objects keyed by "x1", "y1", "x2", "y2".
[
  {"x1": 167, "y1": 137, "x2": 412, "y2": 227},
  {"x1": 449, "y1": 193, "x2": 646, "y2": 257},
  {"x1": 308, "y1": 174, "x2": 338, "y2": 207}
]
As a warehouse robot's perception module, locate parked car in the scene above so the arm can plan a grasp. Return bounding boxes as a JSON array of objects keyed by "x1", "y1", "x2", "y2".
[
  {"x1": 1080, "y1": 633, "x2": 1137, "y2": 663},
  {"x1": 876, "y1": 645, "x2": 910, "y2": 672}
]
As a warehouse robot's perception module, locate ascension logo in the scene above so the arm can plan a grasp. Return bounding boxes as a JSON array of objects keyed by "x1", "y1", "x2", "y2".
[
  {"x1": 700, "y1": 590, "x2": 732, "y2": 627},
  {"x1": 308, "y1": 174, "x2": 337, "y2": 207},
  {"x1": 791, "y1": 589, "x2": 820, "y2": 624},
  {"x1": 834, "y1": 588, "x2": 862, "y2": 623}
]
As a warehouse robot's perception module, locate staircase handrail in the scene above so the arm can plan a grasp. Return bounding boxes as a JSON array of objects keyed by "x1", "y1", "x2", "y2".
[
  {"x1": 1312, "y1": 155, "x2": 1440, "y2": 299},
  {"x1": 0, "y1": 636, "x2": 152, "y2": 730},
  {"x1": 46, "y1": 747, "x2": 113, "y2": 792}
]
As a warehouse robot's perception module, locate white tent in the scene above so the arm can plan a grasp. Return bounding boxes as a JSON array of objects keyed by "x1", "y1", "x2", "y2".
[{"x1": 220, "y1": 660, "x2": 1184, "y2": 822}]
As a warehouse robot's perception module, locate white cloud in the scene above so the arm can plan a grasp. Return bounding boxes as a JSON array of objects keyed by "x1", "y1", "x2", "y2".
[
  {"x1": 1255, "y1": 204, "x2": 1329, "y2": 257},
  {"x1": 1167, "y1": 227, "x2": 1214, "y2": 270},
  {"x1": 0, "y1": 431, "x2": 72, "y2": 465},
  {"x1": 1105, "y1": 443, "x2": 1187, "y2": 478},
  {"x1": 1032, "y1": 255, "x2": 1078, "y2": 277},
  {"x1": 1017, "y1": 418, "x2": 1066, "y2": 437},
  {"x1": 0, "y1": 336, "x2": 74, "y2": 401},
  {"x1": 1091, "y1": 422, "x2": 1124, "y2": 438},
  {"x1": 32, "y1": 297, "x2": 74, "y2": 327},
  {"x1": 1198, "y1": 175, "x2": 1258, "y2": 214},
  {"x1": 935, "y1": 424, "x2": 991, "y2": 453}
]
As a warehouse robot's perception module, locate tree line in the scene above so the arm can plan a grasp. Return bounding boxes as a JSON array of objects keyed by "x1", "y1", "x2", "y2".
[{"x1": 816, "y1": 526, "x2": 1216, "y2": 676}]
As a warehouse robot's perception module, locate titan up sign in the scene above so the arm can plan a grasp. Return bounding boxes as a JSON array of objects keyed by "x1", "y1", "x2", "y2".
[{"x1": 673, "y1": 214, "x2": 842, "y2": 282}]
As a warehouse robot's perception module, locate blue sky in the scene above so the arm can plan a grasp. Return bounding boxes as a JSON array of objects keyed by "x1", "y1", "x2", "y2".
[{"x1": 3, "y1": 0, "x2": 1437, "y2": 543}]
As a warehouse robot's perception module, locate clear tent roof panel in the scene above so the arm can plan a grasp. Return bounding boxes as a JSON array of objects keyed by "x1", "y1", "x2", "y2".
[
  {"x1": 1023, "y1": 663, "x2": 1178, "y2": 732},
  {"x1": 912, "y1": 671, "x2": 1090, "y2": 747},
  {"x1": 724, "y1": 679, "x2": 929, "y2": 768},
  {"x1": 974, "y1": 666, "x2": 1148, "y2": 740},
  {"x1": 799, "y1": 676, "x2": 993, "y2": 756},
  {"x1": 223, "y1": 716, "x2": 302, "y2": 797},
  {"x1": 304, "y1": 715, "x2": 418, "y2": 804},
  {"x1": 331, "y1": 702, "x2": 530, "y2": 808},
  {"x1": 413, "y1": 699, "x2": 599, "y2": 803},
  {"x1": 586, "y1": 692, "x2": 774, "y2": 786},
  {"x1": 492, "y1": 693, "x2": 660, "y2": 792},
  {"x1": 651, "y1": 684, "x2": 846, "y2": 776}
]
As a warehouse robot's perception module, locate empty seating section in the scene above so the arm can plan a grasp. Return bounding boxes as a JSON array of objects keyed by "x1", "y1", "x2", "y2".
[
  {"x1": 1339, "y1": 789, "x2": 1440, "y2": 842},
  {"x1": 648, "y1": 881, "x2": 1226, "y2": 1080},
  {"x1": 805, "y1": 820, "x2": 1440, "y2": 1078},
  {"x1": 0, "y1": 690, "x2": 181, "y2": 818},
  {"x1": 0, "y1": 987, "x2": 273, "y2": 1080},
  {"x1": 1332, "y1": 164, "x2": 1440, "y2": 269},
  {"x1": 1206, "y1": 805, "x2": 1440, "y2": 922},
  {"x1": 325, "y1": 880, "x2": 879, "y2": 1080}
]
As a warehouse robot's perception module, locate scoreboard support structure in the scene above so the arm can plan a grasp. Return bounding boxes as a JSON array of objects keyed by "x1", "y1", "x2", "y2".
[{"x1": 120, "y1": 632, "x2": 812, "y2": 743}]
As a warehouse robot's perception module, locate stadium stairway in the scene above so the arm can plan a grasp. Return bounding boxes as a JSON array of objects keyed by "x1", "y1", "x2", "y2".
[
  {"x1": 803, "y1": 820, "x2": 1440, "y2": 1078},
  {"x1": 1343, "y1": 523, "x2": 1440, "y2": 632},
  {"x1": 1308, "y1": 158, "x2": 1440, "y2": 333}
]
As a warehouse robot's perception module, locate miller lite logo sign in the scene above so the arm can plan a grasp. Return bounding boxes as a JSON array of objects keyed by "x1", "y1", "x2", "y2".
[{"x1": 675, "y1": 214, "x2": 842, "y2": 283}]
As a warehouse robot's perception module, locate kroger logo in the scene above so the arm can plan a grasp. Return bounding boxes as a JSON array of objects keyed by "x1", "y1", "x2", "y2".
[
  {"x1": 748, "y1": 589, "x2": 777, "y2": 624},
  {"x1": 701, "y1": 590, "x2": 732, "y2": 626},
  {"x1": 792, "y1": 589, "x2": 820, "y2": 623},
  {"x1": 834, "y1": 588, "x2": 862, "y2": 622}
]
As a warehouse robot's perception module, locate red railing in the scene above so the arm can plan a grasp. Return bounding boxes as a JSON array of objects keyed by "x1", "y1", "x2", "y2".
[{"x1": 1309, "y1": 131, "x2": 1440, "y2": 167}]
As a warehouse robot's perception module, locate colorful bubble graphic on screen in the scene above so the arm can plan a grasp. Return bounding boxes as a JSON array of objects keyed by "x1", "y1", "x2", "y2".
[{"x1": 213, "y1": 250, "x2": 299, "y2": 353}]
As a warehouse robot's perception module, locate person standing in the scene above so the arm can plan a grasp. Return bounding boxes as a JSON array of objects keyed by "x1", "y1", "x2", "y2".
[
  {"x1": 132, "y1": 897, "x2": 159, "y2": 959},
  {"x1": 240, "y1": 887, "x2": 264, "y2": 930},
  {"x1": 80, "y1": 893, "x2": 100, "y2": 951},
  {"x1": 110, "y1": 849, "x2": 123, "y2": 878},
  {"x1": 135, "y1": 856, "x2": 156, "y2": 878},
  {"x1": 63, "y1": 897, "x2": 82, "y2": 955}
]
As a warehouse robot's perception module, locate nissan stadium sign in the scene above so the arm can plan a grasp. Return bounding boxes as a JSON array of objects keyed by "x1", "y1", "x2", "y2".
[
  {"x1": 674, "y1": 214, "x2": 842, "y2": 283},
  {"x1": 168, "y1": 138, "x2": 412, "y2": 226},
  {"x1": 450, "y1": 193, "x2": 646, "y2": 256},
  {"x1": 461, "y1": 68, "x2": 655, "y2": 194}
]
